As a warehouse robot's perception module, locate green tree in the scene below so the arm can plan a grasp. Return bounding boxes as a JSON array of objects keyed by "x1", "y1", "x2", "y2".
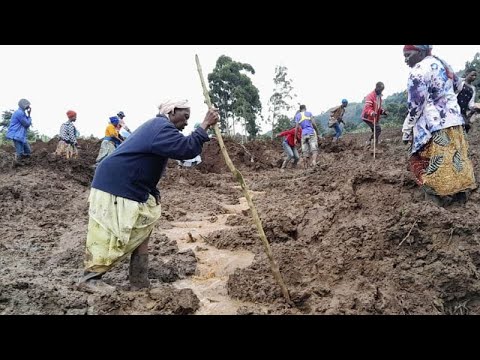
[
  {"x1": 313, "y1": 113, "x2": 326, "y2": 136},
  {"x1": 233, "y1": 82, "x2": 262, "y2": 139},
  {"x1": 274, "y1": 114, "x2": 292, "y2": 134},
  {"x1": 344, "y1": 121, "x2": 358, "y2": 132},
  {"x1": 267, "y1": 65, "x2": 296, "y2": 138},
  {"x1": 383, "y1": 91, "x2": 408, "y2": 127},
  {"x1": 208, "y1": 55, "x2": 262, "y2": 138},
  {"x1": 0, "y1": 110, "x2": 14, "y2": 143}
]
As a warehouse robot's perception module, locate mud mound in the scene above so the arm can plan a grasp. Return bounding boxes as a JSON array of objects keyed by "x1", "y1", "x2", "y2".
[
  {"x1": 0, "y1": 280, "x2": 199, "y2": 315},
  {"x1": 198, "y1": 138, "x2": 282, "y2": 173},
  {"x1": 0, "y1": 138, "x2": 100, "y2": 186},
  {"x1": 2, "y1": 124, "x2": 480, "y2": 314},
  {"x1": 225, "y1": 126, "x2": 480, "y2": 314},
  {"x1": 225, "y1": 214, "x2": 251, "y2": 227},
  {"x1": 203, "y1": 226, "x2": 259, "y2": 251},
  {"x1": 148, "y1": 234, "x2": 197, "y2": 282},
  {"x1": 0, "y1": 157, "x2": 202, "y2": 314}
]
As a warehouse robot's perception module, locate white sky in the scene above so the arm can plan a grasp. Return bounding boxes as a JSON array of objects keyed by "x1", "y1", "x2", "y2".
[{"x1": 0, "y1": 45, "x2": 477, "y2": 138}]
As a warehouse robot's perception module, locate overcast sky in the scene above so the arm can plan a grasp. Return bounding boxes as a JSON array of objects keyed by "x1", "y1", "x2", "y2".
[{"x1": 0, "y1": 45, "x2": 477, "y2": 138}]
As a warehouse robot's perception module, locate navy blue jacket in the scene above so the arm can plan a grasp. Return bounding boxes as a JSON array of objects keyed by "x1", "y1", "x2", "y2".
[{"x1": 92, "y1": 115, "x2": 210, "y2": 202}]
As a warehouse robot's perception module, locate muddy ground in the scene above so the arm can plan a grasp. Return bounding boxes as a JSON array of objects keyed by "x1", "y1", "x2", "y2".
[{"x1": 1, "y1": 127, "x2": 480, "y2": 315}]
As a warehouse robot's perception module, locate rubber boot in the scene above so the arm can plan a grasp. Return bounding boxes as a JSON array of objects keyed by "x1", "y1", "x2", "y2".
[
  {"x1": 452, "y1": 192, "x2": 467, "y2": 205},
  {"x1": 129, "y1": 240, "x2": 150, "y2": 289},
  {"x1": 13, "y1": 154, "x2": 25, "y2": 167},
  {"x1": 424, "y1": 192, "x2": 444, "y2": 207}
]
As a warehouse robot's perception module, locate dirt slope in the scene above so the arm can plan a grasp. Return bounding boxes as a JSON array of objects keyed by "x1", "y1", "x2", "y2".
[{"x1": 1, "y1": 127, "x2": 479, "y2": 314}]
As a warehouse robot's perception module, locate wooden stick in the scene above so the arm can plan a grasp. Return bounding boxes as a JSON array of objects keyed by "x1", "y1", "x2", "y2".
[
  {"x1": 373, "y1": 119, "x2": 376, "y2": 160},
  {"x1": 239, "y1": 143, "x2": 255, "y2": 163},
  {"x1": 195, "y1": 54, "x2": 292, "y2": 305},
  {"x1": 448, "y1": 228, "x2": 454, "y2": 244},
  {"x1": 397, "y1": 220, "x2": 417, "y2": 248}
]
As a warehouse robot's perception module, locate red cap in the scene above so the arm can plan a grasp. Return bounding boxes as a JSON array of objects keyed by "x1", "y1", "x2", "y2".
[{"x1": 66, "y1": 110, "x2": 77, "y2": 119}]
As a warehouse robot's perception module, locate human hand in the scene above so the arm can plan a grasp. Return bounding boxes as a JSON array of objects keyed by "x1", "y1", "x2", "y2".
[
  {"x1": 154, "y1": 194, "x2": 161, "y2": 205},
  {"x1": 26, "y1": 107, "x2": 32, "y2": 116},
  {"x1": 201, "y1": 108, "x2": 220, "y2": 129}
]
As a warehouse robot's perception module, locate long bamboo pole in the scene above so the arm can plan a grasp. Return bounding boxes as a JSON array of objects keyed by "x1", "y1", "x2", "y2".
[{"x1": 195, "y1": 54, "x2": 292, "y2": 305}]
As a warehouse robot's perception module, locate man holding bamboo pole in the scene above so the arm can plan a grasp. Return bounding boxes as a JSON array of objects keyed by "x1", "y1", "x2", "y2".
[
  {"x1": 361, "y1": 82, "x2": 388, "y2": 154},
  {"x1": 79, "y1": 100, "x2": 219, "y2": 291}
]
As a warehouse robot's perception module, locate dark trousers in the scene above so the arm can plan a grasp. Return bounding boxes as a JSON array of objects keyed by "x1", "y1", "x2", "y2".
[
  {"x1": 363, "y1": 120, "x2": 381, "y2": 143},
  {"x1": 13, "y1": 140, "x2": 31, "y2": 156}
]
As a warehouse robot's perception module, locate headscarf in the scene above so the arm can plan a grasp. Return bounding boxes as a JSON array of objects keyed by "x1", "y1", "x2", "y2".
[
  {"x1": 109, "y1": 116, "x2": 119, "y2": 125},
  {"x1": 66, "y1": 110, "x2": 77, "y2": 119},
  {"x1": 404, "y1": 45, "x2": 456, "y2": 81},
  {"x1": 403, "y1": 45, "x2": 433, "y2": 56},
  {"x1": 157, "y1": 99, "x2": 190, "y2": 116}
]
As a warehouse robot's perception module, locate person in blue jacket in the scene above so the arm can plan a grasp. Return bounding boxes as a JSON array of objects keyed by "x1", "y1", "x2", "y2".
[
  {"x1": 79, "y1": 99, "x2": 219, "y2": 291},
  {"x1": 6, "y1": 98, "x2": 32, "y2": 165}
]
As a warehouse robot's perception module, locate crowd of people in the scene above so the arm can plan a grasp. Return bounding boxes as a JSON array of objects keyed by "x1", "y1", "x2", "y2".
[
  {"x1": 4, "y1": 45, "x2": 479, "y2": 291},
  {"x1": 277, "y1": 46, "x2": 478, "y2": 208}
]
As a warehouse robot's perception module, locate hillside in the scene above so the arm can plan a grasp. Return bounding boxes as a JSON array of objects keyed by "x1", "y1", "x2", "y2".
[{"x1": 0, "y1": 127, "x2": 479, "y2": 314}]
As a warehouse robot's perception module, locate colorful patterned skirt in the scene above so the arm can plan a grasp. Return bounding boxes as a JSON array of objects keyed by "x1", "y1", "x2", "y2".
[{"x1": 409, "y1": 126, "x2": 477, "y2": 196}]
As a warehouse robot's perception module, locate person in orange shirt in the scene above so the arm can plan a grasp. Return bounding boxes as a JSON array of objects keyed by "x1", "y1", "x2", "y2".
[{"x1": 95, "y1": 116, "x2": 124, "y2": 165}]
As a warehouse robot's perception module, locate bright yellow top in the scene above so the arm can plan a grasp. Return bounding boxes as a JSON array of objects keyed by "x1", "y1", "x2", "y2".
[{"x1": 105, "y1": 124, "x2": 119, "y2": 137}]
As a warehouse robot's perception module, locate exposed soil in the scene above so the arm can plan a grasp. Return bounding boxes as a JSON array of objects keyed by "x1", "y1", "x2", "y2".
[{"x1": 1, "y1": 127, "x2": 480, "y2": 314}]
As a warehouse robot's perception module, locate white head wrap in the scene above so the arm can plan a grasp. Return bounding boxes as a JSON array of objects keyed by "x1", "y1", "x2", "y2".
[{"x1": 158, "y1": 99, "x2": 190, "y2": 116}]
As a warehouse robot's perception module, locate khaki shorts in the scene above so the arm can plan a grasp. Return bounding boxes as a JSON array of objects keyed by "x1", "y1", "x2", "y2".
[{"x1": 301, "y1": 134, "x2": 318, "y2": 156}]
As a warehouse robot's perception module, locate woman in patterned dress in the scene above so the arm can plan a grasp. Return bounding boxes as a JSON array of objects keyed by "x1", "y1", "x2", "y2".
[{"x1": 402, "y1": 45, "x2": 477, "y2": 206}]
